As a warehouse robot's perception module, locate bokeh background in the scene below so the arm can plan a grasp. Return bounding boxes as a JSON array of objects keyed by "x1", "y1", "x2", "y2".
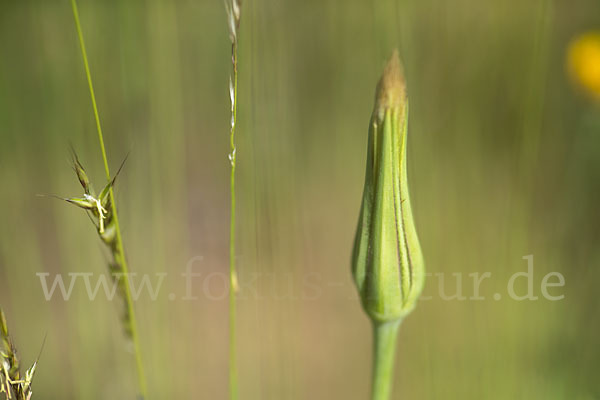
[{"x1": 1, "y1": 0, "x2": 599, "y2": 399}]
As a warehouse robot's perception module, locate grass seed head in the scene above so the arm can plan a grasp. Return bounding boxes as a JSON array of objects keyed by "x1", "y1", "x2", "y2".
[
  {"x1": 0, "y1": 309, "x2": 36, "y2": 400},
  {"x1": 54, "y1": 151, "x2": 127, "y2": 241},
  {"x1": 225, "y1": 0, "x2": 242, "y2": 43},
  {"x1": 49, "y1": 152, "x2": 133, "y2": 338}
]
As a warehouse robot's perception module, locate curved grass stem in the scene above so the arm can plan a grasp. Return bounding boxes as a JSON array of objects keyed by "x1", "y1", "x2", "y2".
[{"x1": 70, "y1": 1, "x2": 147, "y2": 398}]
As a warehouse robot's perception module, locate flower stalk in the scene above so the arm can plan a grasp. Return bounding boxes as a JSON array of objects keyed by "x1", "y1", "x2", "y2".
[
  {"x1": 371, "y1": 321, "x2": 401, "y2": 400},
  {"x1": 352, "y1": 50, "x2": 425, "y2": 400}
]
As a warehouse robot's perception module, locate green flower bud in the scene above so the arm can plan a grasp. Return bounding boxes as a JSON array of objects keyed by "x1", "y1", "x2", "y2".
[{"x1": 352, "y1": 51, "x2": 425, "y2": 323}]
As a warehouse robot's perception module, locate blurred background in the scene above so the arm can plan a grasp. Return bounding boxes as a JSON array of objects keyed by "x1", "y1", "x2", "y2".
[{"x1": 1, "y1": 0, "x2": 599, "y2": 399}]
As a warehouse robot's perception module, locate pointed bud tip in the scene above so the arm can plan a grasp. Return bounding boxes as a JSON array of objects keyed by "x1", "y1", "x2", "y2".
[{"x1": 375, "y1": 49, "x2": 406, "y2": 112}]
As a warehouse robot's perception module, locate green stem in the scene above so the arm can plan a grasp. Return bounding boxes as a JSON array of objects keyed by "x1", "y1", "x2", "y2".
[
  {"x1": 371, "y1": 320, "x2": 401, "y2": 400},
  {"x1": 229, "y1": 40, "x2": 239, "y2": 400},
  {"x1": 70, "y1": 1, "x2": 148, "y2": 398}
]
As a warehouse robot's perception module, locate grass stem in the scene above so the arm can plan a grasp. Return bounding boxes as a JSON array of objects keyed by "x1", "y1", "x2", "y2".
[
  {"x1": 228, "y1": 38, "x2": 239, "y2": 400},
  {"x1": 70, "y1": 1, "x2": 148, "y2": 398}
]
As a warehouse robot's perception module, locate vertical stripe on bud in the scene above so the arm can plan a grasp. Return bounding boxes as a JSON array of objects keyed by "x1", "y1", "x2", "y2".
[{"x1": 352, "y1": 50, "x2": 425, "y2": 323}]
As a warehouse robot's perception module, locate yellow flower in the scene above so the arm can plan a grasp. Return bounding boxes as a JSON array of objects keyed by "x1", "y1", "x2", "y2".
[{"x1": 568, "y1": 31, "x2": 600, "y2": 99}]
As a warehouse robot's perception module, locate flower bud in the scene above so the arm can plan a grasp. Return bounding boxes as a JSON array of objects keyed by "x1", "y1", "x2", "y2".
[{"x1": 352, "y1": 51, "x2": 425, "y2": 323}]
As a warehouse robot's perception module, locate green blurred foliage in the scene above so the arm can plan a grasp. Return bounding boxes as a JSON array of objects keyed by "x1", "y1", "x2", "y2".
[{"x1": 0, "y1": 0, "x2": 599, "y2": 399}]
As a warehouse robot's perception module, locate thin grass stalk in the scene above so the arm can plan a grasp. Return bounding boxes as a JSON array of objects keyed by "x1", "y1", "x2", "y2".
[
  {"x1": 229, "y1": 61, "x2": 239, "y2": 400},
  {"x1": 69, "y1": 1, "x2": 147, "y2": 398},
  {"x1": 225, "y1": 1, "x2": 242, "y2": 399},
  {"x1": 228, "y1": 60, "x2": 239, "y2": 399}
]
